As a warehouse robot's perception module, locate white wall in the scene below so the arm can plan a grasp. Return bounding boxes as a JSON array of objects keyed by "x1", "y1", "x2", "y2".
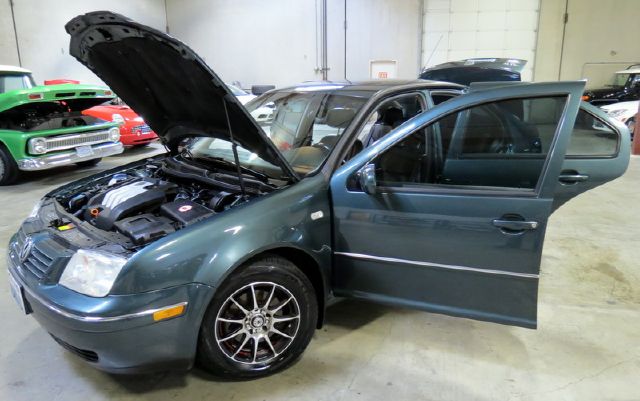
[
  {"x1": 166, "y1": 0, "x2": 322, "y2": 89},
  {"x1": 4, "y1": 0, "x2": 166, "y2": 85},
  {"x1": 0, "y1": 0, "x2": 20, "y2": 66},
  {"x1": 422, "y1": 0, "x2": 540, "y2": 81},
  {"x1": 165, "y1": 0, "x2": 423, "y2": 88},
  {"x1": 344, "y1": 0, "x2": 422, "y2": 80}
]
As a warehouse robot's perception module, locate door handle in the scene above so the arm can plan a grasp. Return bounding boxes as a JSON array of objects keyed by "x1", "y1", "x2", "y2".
[
  {"x1": 492, "y1": 218, "x2": 539, "y2": 233},
  {"x1": 558, "y1": 173, "x2": 589, "y2": 184}
]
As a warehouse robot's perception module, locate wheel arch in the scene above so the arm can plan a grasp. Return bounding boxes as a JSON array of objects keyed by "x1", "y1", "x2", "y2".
[{"x1": 217, "y1": 245, "x2": 328, "y2": 329}]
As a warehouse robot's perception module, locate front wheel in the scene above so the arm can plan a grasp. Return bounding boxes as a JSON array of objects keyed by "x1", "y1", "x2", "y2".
[
  {"x1": 197, "y1": 256, "x2": 317, "y2": 379},
  {"x1": 0, "y1": 145, "x2": 19, "y2": 185}
]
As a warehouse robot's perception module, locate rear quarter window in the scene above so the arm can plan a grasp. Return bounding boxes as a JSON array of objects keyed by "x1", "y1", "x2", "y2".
[{"x1": 567, "y1": 109, "x2": 619, "y2": 157}]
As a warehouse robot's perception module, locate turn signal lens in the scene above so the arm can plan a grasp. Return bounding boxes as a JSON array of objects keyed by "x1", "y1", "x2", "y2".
[
  {"x1": 153, "y1": 303, "x2": 187, "y2": 322},
  {"x1": 581, "y1": 95, "x2": 590, "y2": 101},
  {"x1": 28, "y1": 93, "x2": 43, "y2": 100}
]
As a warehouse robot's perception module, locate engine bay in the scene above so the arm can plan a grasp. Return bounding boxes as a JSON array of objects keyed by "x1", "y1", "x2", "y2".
[
  {"x1": 0, "y1": 102, "x2": 104, "y2": 131},
  {"x1": 53, "y1": 156, "x2": 277, "y2": 248}
]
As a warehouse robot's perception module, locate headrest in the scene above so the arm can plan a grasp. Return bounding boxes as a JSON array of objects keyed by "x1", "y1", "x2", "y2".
[{"x1": 325, "y1": 108, "x2": 357, "y2": 128}]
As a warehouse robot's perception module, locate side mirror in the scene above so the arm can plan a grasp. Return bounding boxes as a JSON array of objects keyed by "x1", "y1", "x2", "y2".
[{"x1": 358, "y1": 163, "x2": 377, "y2": 194}]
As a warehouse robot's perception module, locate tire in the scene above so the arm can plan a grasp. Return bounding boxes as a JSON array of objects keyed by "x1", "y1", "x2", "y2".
[
  {"x1": 197, "y1": 255, "x2": 317, "y2": 379},
  {"x1": 75, "y1": 158, "x2": 102, "y2": 168},
  {"x1": 0, "y1": 145, "x2": 19, "y2": 186}
]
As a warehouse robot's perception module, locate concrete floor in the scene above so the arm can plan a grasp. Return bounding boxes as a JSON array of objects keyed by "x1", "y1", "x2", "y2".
[{"x1": 1, "y1": 145, "x2": 638, "y2": 401}]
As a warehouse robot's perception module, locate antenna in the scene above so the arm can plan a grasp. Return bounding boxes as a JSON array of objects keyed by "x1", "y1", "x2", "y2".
[{"x1": 222, "y1": 97, "x2": 247, "y2": 198}]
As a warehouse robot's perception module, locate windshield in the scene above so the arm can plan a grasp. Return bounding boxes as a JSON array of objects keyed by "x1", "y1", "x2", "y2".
[
  {"x1": 184, "y1": 90, "x2": 370, "y2": 180},
  {"x1": 244, "y1": 90, "x2": 370, "y2": 175},
  {"x1": 611, "y1": 73, "x2": 630, "y2": 87},
  {"x1": 0, "y1": 73, "x2": 35, "y2": 93}
]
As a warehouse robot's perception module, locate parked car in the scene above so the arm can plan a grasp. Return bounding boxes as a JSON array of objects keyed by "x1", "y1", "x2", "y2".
[
  {"x1": 582, "y1": 65, "x2": 640, "y2": 105},
  {"x1": 227, "y1": 83, "x2": 256, "y2": 105},
  {"x1": 83, "y1": 101, "x2": 158, "y2": 147},
  {"x1": 600, "y1": 100, "x2": 637, "y2": 139},
  {"x1": 7, "y1": 12, "x2": 630, "y2": 379},
  {"x1": 0, "y1": 65, "x2": 123, "y2": 185},
  {"x1": 419, "y1": 58, "x2": 526, "y2": 85}
]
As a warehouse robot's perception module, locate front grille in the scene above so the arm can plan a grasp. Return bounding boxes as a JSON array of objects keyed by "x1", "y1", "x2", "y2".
[
  {"x1": 40, "y1": 130, "x2": 112, "y2": 153},
  {"x1": 23, "y1": 244, "x2": 55, "y2": 279},
  {"x1": 137, "y1": 124, "x2": 152, "y2": 133},
  {"x1": 14, "y1": 229, "x2": 63, "y2": 280},
  {"x1": 51, "y1": 334, "x2": 99, "y2": 362}
]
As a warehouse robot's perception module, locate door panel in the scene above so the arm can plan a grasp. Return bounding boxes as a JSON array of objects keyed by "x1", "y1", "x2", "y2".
[{"x1": 330, "y1": 82, "x2": 586, "y2": 328}]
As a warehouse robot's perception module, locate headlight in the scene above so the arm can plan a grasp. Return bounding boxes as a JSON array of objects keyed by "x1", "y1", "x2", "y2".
[
  {"x1": 27, "y1": 200, "x2": 42, "y2": 219},
  {"x1": 59, "y1": 249, "x2": 128, "y2": 297},
  {"x1": 108, "y1": 127, "x2": 121, "y2": 142},
  {"x1": 111, "y1": 113, "x2": 125, "y2": 124},
  {"x1": 28, "y1": 137, "x2": 47, "y2": 154}
]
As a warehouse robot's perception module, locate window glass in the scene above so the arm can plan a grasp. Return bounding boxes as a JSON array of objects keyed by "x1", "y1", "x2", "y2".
[
  {"x1": 0, "y1": 74, "x2": 31, "y2": 93},
  {"x1": 567, "y1": 109, "x2": 618, "y2": 156},
  {"x1": 373, "y1": 96, "x2": 568, "y2": 191},
  {"x1": 355, "y1": 93, "x2": 425, "y2": 147},
  {"x1": 611, "y1": 73, "x2": 629, "y2": 87},
  {"x1": 245, "y1": 90, "x2": 368, "y2": 175},
  {"x1": 430, "y1": 93, "x2": 458, "y2": 105}
]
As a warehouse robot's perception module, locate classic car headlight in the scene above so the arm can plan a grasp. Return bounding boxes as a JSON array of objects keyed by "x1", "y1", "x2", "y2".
[
  {"x1": 108, "y1": 126, "x2": 121, "y2": 142},
  {"x1": 28, "y1": 137, "x2": 47, "y2": 154},
  {"x1": 59, "y1": 249, "x2": 128, "y2": 297},
  {"x1": 111, "y1": 113, "x2": 125, "y2": 124}
]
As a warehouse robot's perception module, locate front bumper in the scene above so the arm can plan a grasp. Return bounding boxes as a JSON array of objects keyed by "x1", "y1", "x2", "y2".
[
  {"x1": 7, "y1": 234, "x2": 215, "y2": 373},
  {"x1": 17, "y1": 141, "x2": 124, "y2": 171}
]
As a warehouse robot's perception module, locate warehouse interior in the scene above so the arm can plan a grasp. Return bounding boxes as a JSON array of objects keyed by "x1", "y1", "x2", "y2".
[{"x1": 0, "y1": 1, "x2": 638, "y2": 400}]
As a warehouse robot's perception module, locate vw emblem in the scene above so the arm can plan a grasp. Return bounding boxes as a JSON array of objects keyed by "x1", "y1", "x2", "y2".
[{"x1": 20, "y1": 237, "x2": 34, "y2": 262}]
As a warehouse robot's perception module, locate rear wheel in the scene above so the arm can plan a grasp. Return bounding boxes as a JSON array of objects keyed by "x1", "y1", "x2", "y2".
[
  {"x1": 0, "y1": 145, "x2": 19, "y2": 185},
  {"x1": 75, "y1": 158, "x2": 102, "y2": 168},
  {"x1": 197, "y1": 256, "x2": 317, "y2": 379}
]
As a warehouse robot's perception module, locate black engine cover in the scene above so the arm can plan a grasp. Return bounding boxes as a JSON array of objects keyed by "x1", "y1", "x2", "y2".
[{"x1": 160, "y1": 200, "x2": 212, "y2": 225}]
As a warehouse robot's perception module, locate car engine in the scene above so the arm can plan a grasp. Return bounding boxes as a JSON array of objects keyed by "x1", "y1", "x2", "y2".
[{"x1": 54, "y1": 156, "x2": 274, "y2": 248}]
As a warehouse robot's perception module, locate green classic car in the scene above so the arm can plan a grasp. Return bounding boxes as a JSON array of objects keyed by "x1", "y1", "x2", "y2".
[
  {"x1": 7, "y1": 12, "x2": 631, "y2": 379},
  {"x1": 0, "y1": 65, "x2": 123, "y2": 185}
]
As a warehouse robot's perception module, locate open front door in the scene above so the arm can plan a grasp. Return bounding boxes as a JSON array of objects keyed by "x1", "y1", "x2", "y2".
[{"x1": 330, "y1": 82, "x2": 586, "y2": 328}]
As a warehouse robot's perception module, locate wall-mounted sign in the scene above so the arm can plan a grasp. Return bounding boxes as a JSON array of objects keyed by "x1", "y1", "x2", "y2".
[{"x1": 370, "y1": 60, "x2": 397, "y2": 79}]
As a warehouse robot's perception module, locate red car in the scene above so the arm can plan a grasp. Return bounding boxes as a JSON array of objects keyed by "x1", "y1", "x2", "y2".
[
  {"x1": 43, "y1": 79, "x2": 157, "y2": 146},
  {"x1": 83, "y1": 104, "x2": 157, "y2": 146}
]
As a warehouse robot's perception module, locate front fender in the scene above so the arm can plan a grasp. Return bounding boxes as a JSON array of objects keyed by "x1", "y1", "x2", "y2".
[{"x1": 110, "y1": 173, "x2": 333, "y2": 295}]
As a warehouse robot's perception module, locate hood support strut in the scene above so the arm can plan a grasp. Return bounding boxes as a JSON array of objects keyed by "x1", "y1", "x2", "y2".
[{"x1": 223, "y1": 95, "x2": 247, "y2": 198}]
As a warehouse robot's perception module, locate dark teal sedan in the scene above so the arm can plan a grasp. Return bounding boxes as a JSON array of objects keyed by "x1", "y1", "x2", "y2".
[{"x1": 6, "y1": 12, "x2": 630, "y2": 378}]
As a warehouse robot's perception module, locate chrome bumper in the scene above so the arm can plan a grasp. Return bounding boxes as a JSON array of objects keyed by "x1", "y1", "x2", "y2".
[{"x1": 17, "y1": 142, "x2": 124, "y2": 171}]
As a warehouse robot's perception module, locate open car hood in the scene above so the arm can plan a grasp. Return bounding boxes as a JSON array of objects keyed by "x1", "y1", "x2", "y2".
[
  {"x1": 420, "y1": 58, "x2": 527, "y2": 86},
  {"x1": 65, "y1": 11, "x2": 298, "y2": 181}
]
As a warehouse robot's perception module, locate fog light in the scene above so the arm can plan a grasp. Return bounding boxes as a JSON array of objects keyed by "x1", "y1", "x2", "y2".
[{"x1": 153, "y1": 303, "x2": 187, "y2": 322}]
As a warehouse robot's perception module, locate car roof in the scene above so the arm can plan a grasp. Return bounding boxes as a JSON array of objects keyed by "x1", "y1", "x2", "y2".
[
  {"x1": 276, "y1": 79, "x2": 464, "y2": 92},
  {"x1": 0, "y1": 65, "x2": 32, "y2": 74},
  {"x1": 616, "y1": 68, "x2": 640, "y2": 74}
]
